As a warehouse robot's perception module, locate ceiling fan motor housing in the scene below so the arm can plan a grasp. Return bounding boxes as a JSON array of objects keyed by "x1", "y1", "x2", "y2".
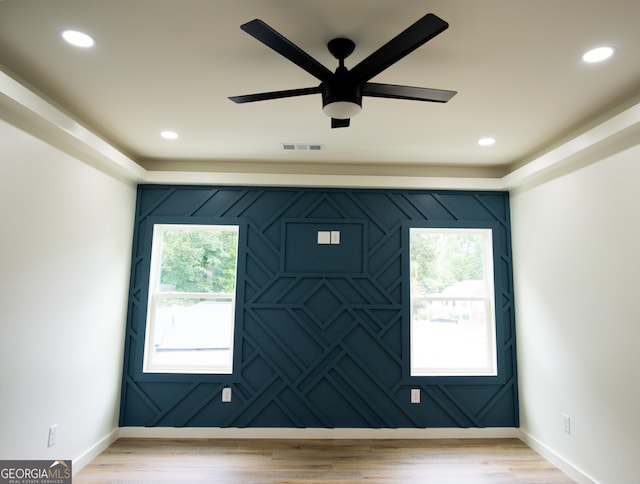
[{"x1": 321, "y1": 67, "x2": 363, "y2": 117}]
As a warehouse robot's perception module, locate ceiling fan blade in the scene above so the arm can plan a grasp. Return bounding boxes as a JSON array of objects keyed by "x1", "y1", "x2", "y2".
[
  {"x1": 241, "y1": 19, "x2": 333, "y2": 82},
  {"x1": 350, "y1": 13, "x2": 449, "y2": 82},
  {"x1": 363, "y1": 83, "x2": 456, "y2": 103},
  {"x1": 229, "y1": 86, "x2": 321, "y2": 103}
]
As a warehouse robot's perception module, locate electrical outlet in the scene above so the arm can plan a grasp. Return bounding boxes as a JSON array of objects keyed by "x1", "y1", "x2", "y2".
[
  {"x1": 562, "y1": 414, "x2": 571, "y2": 434},
  {"x1": 222, "y1": 387, "x2": 232, "y2": 402},
  {"x1": 411, "y1": 388, "x2": 420, "y2": 404},
  {"x1": 48, "y1": 424, "x2": 57, "y2": 447}
]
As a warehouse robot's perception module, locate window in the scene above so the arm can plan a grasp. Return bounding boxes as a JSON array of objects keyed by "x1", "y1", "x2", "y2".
[
  {"x1": 410, "y1": 228, "x2": 497, "y2": 376},
  {"x1": 143, "y1": 224, "x2": 239, "y2": 374}
]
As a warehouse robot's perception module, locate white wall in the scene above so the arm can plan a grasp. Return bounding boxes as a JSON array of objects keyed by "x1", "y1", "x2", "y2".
[
  {"x1": 0, "y1": 119, "x2": 136, "y2": 468},
  {"x1": 511, "y1": 145, "x2": 640, "y2": 483}
]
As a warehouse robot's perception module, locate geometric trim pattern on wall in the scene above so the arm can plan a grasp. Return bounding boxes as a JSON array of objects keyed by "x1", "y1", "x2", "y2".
[{"x1": 120, "y1": 186, "x2": 518, "y2": 428}]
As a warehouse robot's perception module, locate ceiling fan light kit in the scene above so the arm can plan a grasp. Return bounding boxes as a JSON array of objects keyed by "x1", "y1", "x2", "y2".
[
  {"x1": 229, "y1": 13, "x2": 456, "y2": 128},
  {"x1": 322, "y1": 101, "x2": 362, "y2": 119}
]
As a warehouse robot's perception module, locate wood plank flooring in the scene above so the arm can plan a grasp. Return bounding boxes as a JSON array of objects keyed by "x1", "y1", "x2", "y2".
[{"x1": 74, "y1": 438, "x2": 574, "y2": 483}]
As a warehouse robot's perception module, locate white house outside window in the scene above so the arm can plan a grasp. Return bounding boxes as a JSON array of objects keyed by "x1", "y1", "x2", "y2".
[{"x1": 143, "y1": 224, "x2": 239, "y2": 374}]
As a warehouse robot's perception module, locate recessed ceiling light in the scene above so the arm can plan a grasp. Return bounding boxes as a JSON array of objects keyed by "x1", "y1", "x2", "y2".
[
  {"x1": 61, "y1": 30, "x2": 95, "y2": 48},
  {"x1": 478, "y1": 137, "x2": 496, "y2": 146},
  {"x1": 582, "y1": 46, "x2": 615, "y2": 63},
  {"x1": 160, "y1": 131, "x2": 179, "y2": 140}
]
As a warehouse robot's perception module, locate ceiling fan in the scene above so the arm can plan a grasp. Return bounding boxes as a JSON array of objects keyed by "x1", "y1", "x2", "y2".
[{"x1": 229, "y1": 13, "x2": 457, "y2": 128}]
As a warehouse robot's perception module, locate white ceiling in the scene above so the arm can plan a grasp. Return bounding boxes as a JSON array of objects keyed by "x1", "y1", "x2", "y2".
[{"x1": 1, "y1": 0, "x2": 640, "y2": 185}]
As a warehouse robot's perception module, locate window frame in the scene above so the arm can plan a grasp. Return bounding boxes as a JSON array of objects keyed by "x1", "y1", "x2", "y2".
[
  {"x1": 403, "y1": 221, "x2": 506, "y2": 385},
  {"x1": 140, "y1": 221, "x2": 243, "y2": 377}
]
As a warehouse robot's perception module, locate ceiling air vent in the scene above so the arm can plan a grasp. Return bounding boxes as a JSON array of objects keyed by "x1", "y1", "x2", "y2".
[{"x1": 282, "y1": 143, "x2": 323, "y2": 151}]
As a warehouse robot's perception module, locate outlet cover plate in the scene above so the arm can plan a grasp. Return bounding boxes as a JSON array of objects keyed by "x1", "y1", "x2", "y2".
[{"x1": 48, "y1": 424, "x2": 57, "y2": 447}]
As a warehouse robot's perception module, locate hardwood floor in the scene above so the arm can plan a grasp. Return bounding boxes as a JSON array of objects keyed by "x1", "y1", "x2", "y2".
[{"x1": 75, "y1": 438, "x2": 574, "y2": 483}]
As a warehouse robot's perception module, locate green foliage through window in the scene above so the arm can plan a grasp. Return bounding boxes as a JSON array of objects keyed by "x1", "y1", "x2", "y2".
[
  {"x1": 158, "y1": 227, "x2": 238, "y2": 294},
  {"x1": 410, "y1": 230, "x2": 485, "y2": 294}
]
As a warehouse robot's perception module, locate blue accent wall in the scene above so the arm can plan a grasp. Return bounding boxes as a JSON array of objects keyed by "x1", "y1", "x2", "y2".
[{"x1": 119, "y1": 186, "x2": 518, "y2": 428}]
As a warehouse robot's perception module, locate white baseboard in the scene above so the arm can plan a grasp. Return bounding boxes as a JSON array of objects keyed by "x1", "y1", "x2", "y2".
[
  {"x1": 117, "y1": 426, "x2": 519, "y2": 440},
  {"x1": 72, "y1": 428, "x2": 119, "y2": 476},
  {"x1": 517, "y1": 429, "x2": 597, "y2": 484}
]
